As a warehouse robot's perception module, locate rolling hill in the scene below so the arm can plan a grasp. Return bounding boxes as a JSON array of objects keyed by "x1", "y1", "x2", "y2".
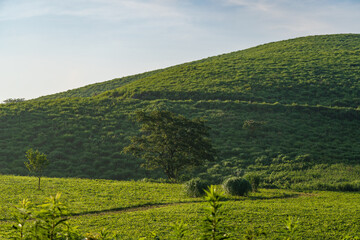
[
  {"x1": 1, "y1": 34, "x2": 359, "y2": 190},
  {"x1": 38, "y1": 34, "x2": 360, "y2": 108}
]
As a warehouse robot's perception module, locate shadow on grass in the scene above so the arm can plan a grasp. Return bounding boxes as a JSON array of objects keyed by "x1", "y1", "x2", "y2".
[
  {"x1": 71, "y1": 191, "x2": 304, "y2": 217},
  {"x1": 248, "y1": 192, "x2": 301, "y2": 200},
  {"x1": 220, "y1": 191, "x2": 302, "y2": 202},
  {"x1": 70, "y1": 200, "x2": 205, "y2": 218}
]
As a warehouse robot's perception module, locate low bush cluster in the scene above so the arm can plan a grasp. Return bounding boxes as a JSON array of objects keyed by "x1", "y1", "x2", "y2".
[
  {"x1": 222, "y1": 177, "x2": 252, "y2": 196},
  {"x1": 184, "y1": 178, "x2": 209, "y2": 197}
]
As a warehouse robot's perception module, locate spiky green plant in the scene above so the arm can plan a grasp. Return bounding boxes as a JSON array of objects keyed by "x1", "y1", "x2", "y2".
[{"x1": 202, "y1": 185, "x2": 228, "y2": 240}]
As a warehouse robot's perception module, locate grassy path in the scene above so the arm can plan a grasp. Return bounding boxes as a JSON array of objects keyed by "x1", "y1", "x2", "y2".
[{"x1": 70, "y1": 200, "x2": 203, "y2": 217}]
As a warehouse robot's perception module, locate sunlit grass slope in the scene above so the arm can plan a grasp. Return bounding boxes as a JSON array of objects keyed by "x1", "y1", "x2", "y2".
[
  {"x1": 103, "y1": 34, "x2": 360, "y2": 107},
  {"x1": 39, "y1": 34, "x2": 360, "y2": 108},
  {"x1": 36, "y1": 69, "x2": 164, "y2": 100}
]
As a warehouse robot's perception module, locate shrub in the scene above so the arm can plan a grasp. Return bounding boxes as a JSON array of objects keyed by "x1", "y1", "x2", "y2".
[
  {"x1": 244, "y1": 173, "x2": 262, "y2": 192},
  {"x1": 222, "y1": 177, "x2": 251, "y2": 196},
  {"x1": 184, "y1": 178, "x2": 209, "y2": 197}
]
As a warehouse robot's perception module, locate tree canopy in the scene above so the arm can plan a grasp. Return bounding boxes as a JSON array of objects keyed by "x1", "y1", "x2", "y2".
[{"x1": 123, "y1": 110, "x2": 216, "y2": 180}]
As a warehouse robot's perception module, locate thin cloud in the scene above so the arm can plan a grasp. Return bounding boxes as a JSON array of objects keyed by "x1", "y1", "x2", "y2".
[
  {"x1": 222, "y1": 0, "x2": 360, "y2": 35},
  {"x1": 225, "y1": 0, "x2": 278, "y2": 13},
  {"x1": 0, "y1": 1, "x2": 52, "y2": 21},
  {"x1": 0, "y1": 0, "x2": 186, "y2": 23}
]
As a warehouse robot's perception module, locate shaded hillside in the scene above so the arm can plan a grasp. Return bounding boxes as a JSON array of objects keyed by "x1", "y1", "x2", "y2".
[
  {"x1": 1, "y1": 98, "x2": 359, "y2": 186},
  {"x1": 1, "y1": 34, "x2": 359, "y2": 189}
]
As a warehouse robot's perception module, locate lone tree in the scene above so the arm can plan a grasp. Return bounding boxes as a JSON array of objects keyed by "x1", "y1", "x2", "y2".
[
  {"x1": 123, "y1": 110, "x2": 216, "y2": 181},
  {"x1": 25, "y1": 149, "x2": 49, "y2": 190}
]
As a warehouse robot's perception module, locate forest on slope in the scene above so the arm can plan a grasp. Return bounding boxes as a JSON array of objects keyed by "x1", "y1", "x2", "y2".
[{"x1": 1, "y1": 34, "x2": 359, "y2": 190}]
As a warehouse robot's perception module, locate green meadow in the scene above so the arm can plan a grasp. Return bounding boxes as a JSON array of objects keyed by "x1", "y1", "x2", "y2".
[{"x1": 0, "y1": 175, "x2": 359, "y2": 239}]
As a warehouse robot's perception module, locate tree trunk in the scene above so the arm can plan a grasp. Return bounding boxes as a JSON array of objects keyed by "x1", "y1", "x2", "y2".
[
  {"x1": 164, "y1": 164, "x2": 176, "y2": 181},
  {"x1": 38, "y1": 176, "x2": 41, "y2": 190}
]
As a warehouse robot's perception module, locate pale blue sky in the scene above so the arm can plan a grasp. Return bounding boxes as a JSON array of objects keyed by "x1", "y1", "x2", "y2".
[{"x1": 1, "y1": 0, "x2": 360, "y2": 100}]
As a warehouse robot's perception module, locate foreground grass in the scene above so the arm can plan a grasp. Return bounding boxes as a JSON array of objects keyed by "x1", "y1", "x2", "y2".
[
  {"x1": 0, "y1": 175, "x2": 190, "y2": 220},
  {"x1": 65, "y1": 190, "x2": 359, "y2": 239},
  {"x1": 0, "y1": 175, "x2": 359, "y2": 239}
]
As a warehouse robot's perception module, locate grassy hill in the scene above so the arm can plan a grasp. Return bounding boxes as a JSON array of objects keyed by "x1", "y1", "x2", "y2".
[
  {"x1": 36, "y1": 69, "x2": 164, "y2": 100},
  {"x1": 1, "y1": 34, "x2": 359, "y2": 190},
  {"x1": 38, "y1": 34, "x2": 360, "y2": 108}
]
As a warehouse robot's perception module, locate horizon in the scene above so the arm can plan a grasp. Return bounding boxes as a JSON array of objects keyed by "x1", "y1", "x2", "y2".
[{"x1": 1, "y1": 0, "x2": 360, "y2": 100}]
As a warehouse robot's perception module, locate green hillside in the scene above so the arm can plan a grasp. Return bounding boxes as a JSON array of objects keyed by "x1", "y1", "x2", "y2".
[
  {"x1": 102, "y1": 34, "x2": 360, "y2": 108},
  {"x1": 39, "y1": 34, "x2": 360, "y2": 108},
  {"x1": 36, "y1": 69, "x2": 164, "y2": 100},
  {"x1": 1, "y1": 34, "x2": 359, "y2": 190}
]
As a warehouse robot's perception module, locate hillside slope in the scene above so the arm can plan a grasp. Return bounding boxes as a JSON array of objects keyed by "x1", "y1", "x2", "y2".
[
  {"x1": 36, "y1": 69, "x2": 164, "y2": 100},
  {"x1": 103, "y1": 34, "x2": 360, "y2": 108},
  {"x1": 38, "y1": 34, "x2": 360, "y2": 108},
  {"x1": 1, "y1": 34, "x2": 359, "y2": 189}
]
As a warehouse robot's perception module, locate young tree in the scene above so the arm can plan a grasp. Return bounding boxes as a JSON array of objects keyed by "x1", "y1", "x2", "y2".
[
  {"x1": 25, "y1": 149, "x2": 49, "y2": 190},
  {"x1": 123, "y1": 110, "x2": 216, "y2": 181},
  {"x1": 202, "y1": 185, "x2": 228, "y2": 240}
]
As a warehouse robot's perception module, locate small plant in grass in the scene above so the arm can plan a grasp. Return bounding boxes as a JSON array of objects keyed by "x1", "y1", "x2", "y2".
[
  {"x1": 85, "y1": 228, "x2": 119, "y2": 240},
  {"x1": 11, "y1": 199, "x2": 33, "y2": 240},
  {"x1": 244, "y1": 173, "x2": 262, "y2": 192},
  {"x1": 184, "y1": 178, "x2": 209, "y2": 197},
  {"x1": 169, "y1": 220, "x2": 188, "y2": 240},
  {"x1": 284, "y1": 216, "x2": 299, "y2": 240},
  {"x1": 242, "y1": 225, "x2": 266, "y2": 240},
  {"x1": 222, "y1": 177, "x2": 251, "y2": 196},
  {"x1": 201, "y1": 185, "x2": 229, "y2": 240},
  {"x1": 342, "y1": 235, "x2": 360, "y2": 240}
]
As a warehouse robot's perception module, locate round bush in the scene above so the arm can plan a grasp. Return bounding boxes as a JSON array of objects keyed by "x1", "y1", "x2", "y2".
[
  {"x1": 184, "y1": 178, "x2": 209, "y2": 197},
  {"x1": 244, "y1": 173, "x2": 262, "y2": 192},
  {"x1": 222, "y1": 177, "x2": 252, "y2": 196}
]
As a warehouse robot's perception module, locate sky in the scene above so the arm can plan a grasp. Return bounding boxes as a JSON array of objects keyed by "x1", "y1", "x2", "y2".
[{"x1": 1, "y1": 0, "x2": 360, "y2": 100}]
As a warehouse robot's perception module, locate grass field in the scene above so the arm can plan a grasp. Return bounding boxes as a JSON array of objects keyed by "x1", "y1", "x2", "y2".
[{"x1": 0, "y1": 175, "x2": 359, "y2": 239}]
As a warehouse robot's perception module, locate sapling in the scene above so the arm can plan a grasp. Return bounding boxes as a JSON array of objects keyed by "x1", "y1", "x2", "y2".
[
  {"x1": 202, "y1": 185, "x2": 228, "y2": 240},
  {"x1": 24, "y1": 148, "x2": 49, "y2": 190}
]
